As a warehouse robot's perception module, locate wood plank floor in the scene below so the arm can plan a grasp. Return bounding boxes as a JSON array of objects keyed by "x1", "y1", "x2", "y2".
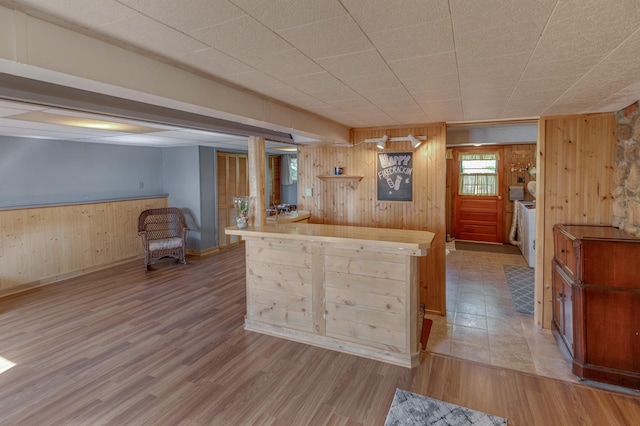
[{"x1": 0, "y1": 244, "x2": 638, "y2": 425}]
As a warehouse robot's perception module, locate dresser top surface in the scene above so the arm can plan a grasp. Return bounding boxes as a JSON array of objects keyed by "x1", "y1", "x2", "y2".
[{"x1": 555, "y1": 224, "x2": 640, "y2": 242}]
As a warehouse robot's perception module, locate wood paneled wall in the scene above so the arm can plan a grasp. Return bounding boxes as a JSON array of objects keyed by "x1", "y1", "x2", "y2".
[
  {"x1": 445, "y1": 144, "x2": 537, "y2": 242},
  {"x1": 217, "y1": 152, "x2": 248, "y2": 247},
  {"x1": 298, "y1": 124, "x2": 447, "y2": 315},
  {"x1": 536, "y1": 113, "x2": 616, "y2": 329},
  {"x1": 0, "y1": 197, "x2": 167, "y2": 295},
  {"x1": 268, "y1": 155, "x2": 281, "y2": 206}
]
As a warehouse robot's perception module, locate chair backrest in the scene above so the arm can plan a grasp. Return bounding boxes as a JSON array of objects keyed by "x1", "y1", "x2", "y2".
[{"x1": 138, "y1": 208, "x2": 188, "y2": 239}]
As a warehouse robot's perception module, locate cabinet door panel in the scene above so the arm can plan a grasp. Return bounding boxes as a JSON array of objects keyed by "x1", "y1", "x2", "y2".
[
  {"x1": 552, "y1": 261, "x2": 574, "y2": 356},
  {"x1": 585, "y1": 289, "x2": 640, "y2": 372}
]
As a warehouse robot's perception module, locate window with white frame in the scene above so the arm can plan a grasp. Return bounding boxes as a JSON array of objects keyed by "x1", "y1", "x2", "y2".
[{"x1": 458, "y1": 153, "x2": 498, "y2": 196}]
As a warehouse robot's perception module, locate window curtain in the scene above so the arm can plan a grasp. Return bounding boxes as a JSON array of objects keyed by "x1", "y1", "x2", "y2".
[
  {"x1": 457, "y1": 152, "x2": 500, "y2": 161},
  {"x1": 459, "y1": 174, "x2": 498, "y2": 195},
  {"x1": 280, "y1": 154, "x2": 293, "y2": 186}
]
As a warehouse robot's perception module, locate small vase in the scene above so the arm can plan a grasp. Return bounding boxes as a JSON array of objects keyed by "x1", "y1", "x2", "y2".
[{"x1": 236, "y1": 216, "x2": 248, "y2": 229}]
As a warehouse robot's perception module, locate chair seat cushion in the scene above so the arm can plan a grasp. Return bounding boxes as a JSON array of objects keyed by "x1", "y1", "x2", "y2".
[{"x1": 149, "y1": 237, "x2": 184, "y2": 251}]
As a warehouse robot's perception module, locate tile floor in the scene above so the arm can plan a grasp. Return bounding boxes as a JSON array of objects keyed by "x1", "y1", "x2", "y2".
[{"x1": 425, "y1": 244, "x2": 577, "y2": 383}]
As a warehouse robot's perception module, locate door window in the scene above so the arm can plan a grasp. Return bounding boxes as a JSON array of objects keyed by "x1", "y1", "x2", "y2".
[{"x1": 458, "y1": 153, "x2": 498, "y2": 196}]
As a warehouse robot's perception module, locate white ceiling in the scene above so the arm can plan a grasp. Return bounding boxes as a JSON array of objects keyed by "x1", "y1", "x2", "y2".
[{"x1": 1, "y1": 0, "x2": 640, "y2": 142}]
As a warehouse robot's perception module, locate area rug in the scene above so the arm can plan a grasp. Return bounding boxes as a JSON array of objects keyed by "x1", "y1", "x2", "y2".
[
  {"x1": 455, "y1": 241, "x2": 520, "y2": 255},
  {"x1": 385, "y1": 389, "x2": 507, "y2": 426},
  {"x1": 503, "y1": 265, "x2": 534, "y2": 315}
]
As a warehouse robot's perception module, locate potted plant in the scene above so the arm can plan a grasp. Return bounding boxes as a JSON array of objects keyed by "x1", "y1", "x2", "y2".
[{"x1": 233, "y1": 196, "x2": 249, "y2": 229}]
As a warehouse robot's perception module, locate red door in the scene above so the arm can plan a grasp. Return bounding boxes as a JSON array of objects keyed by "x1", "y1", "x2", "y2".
[{"x1": 453, "y1": 148, "x2": 504, "y2": 243}]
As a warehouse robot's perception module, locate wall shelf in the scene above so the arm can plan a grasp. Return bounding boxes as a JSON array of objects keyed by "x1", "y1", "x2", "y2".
[{"x1": 317, "y1": 175, "x2": 363, "y2": 182}]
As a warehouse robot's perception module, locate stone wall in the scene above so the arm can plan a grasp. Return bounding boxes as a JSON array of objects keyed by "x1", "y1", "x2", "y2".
[{"x1": 613, "y1": 101, "x2": 640, "y2": 235}]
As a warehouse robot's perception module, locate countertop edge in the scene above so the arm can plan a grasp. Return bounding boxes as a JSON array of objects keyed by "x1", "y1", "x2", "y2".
[{"x1": 225, "y1": 223, "x2": 434, "y2": 252}]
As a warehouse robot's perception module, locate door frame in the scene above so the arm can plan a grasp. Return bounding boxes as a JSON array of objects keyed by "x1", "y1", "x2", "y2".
[{"x1": 452, "y1": 147, "x2": 505, "y2": 243}]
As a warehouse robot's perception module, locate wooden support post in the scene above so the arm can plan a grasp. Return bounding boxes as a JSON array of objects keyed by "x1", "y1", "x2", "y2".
[{"x1": 248, "y1": 136, "x2": 266, "y2": 227}]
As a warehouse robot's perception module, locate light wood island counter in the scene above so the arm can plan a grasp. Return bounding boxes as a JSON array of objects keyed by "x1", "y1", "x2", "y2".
[{"x1": 225, "y1": 222, "x2": 434, "y2": 368}]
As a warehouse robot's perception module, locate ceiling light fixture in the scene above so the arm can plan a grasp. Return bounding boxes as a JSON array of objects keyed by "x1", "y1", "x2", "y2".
[
  {"x1": 408, "y1": 134, "x2": 421, "y2": 148},
  {"x1": 377, "y1": 134, "x2": 388, "y2": 150},
  {"x1": 365, "y1": 134, "x2": 426, "y2": 150}
]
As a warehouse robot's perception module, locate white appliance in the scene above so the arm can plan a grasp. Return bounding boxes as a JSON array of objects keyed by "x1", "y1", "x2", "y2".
[{"x1": 517, "y1": 201, "x2": 536, "y2": 268}]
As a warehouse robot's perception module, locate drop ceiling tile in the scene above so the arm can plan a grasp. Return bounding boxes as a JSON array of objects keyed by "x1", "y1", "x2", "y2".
[
  {"x1": 192, "y1": 15, "x2": 291, "y2": 61},
  {"x1": 418, "y1": 99, "x2": 463, "y2": 115},
  {"x1": 389, "y1": 113, "x2": 430, "y2": 125},
  {"x1": 316, "y1": 50, "x2": 389, "y2": 80},
  {"x1": 502, "y1": 100, "x2": 555, "y2": 118},
  {"x1": 461, "y1": 89, "x2": 512, "y2": 105},
  {"x1": 376, "y1": 100, "x2": 424, "y2": 114},
  {"x1": 178, "y1": 48, "x2": 255, "y2": 77},
  {"x1": 244, "y1": 49, "x2": 324, "y2": 79},
  {"x1": 230, "y1": 0, "x2": 347, "y2": 31},
  {"x1": 458, "y1": 52, "x2": 529, "y2": 79},
  {"x1": 118, "y1": 0, "x2": 245, "y2": 32},
  {"x1": 97, "y1": 14, "x2": 209, "y2": 58},
  {"x1": 349, "y1": 106, "x2": 393, "y2": 119},
  {"x1": 283, "y1": 72, "x2": 347, "y2": 94},
  {"x1": 341, "y1": 0, "x2": 450, "y2": 34},
  {"x1": 592, "y1": 82, "x2": 640, "y2": 113},
  {"x1": 325, "y1": 97, "x2": 376, "y2": 110},
  {"x1": 454, "y1": 24, "x2": 539, "y2": 63},
  {"x1": 389, "y1": 51, "x2": 457, "y2": 80},
  {"x1": 463, "y1": 107, "x2": 505, "y2": 121},
  {"x1": 449, "y1": 0, "x2": 556, "y2": 35},
  {"x1": 309, "y1": 87, "x2": 363, "y2": 103},
  {"x1": 459, "y1": 74, "x2": 520, "y2": 93},
  {"x1": 402, "y1": 74, "x2": 460, "y2": 94},
  {"x1": 521, "y1": 57, "x2": 597, "y2": 80},
  {"x1": 342, "y1": 72, "x2": 404, "y2": 92},
  {"x1": 531, "y1": 1, "x2": 640, "y2": 63},
  {"x1": 277, "y1": 15, "x2": 373, "y2": 59},
  {"x1": 16, "y1": 0, "x2": 137, "y2": 27},
  {"x1": 410, "y1": 85, "x2": 461, "y2": 102},
  {"x1": 510, "y1": 76, "x2": 580, "y2": 98},
  {"x1": 370, "y1": 18, "x2": 454, "y2": 62},
  {"x1": 360, "y1": 87, "x2": 415, "y2": 104},
  {"x1": 223, "y1": 71, "x2": 288, "y2": 92}
]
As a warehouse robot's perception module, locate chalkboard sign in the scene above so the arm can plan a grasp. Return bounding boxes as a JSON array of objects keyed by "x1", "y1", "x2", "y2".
[{"x1": 376, "y1": 152, "x2": 413, "y2": 202}]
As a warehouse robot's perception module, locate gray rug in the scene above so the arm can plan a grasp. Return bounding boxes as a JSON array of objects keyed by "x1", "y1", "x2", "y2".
[
  {"x1": 385, "y1": 389, "x2": 507, "y2": 426},
  {"x1": 503, "y1": 265, "x2": 534, "y2": 315}
]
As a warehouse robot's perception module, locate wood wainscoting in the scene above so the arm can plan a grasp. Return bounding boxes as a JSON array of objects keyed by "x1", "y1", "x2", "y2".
[{"x1": 0, "y1": 196, "x2": 167, "y2": 295}]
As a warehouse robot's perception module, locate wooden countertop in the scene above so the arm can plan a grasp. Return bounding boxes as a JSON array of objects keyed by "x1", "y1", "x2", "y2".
[
  {"x1": 266, "y1": 210, "x2": 311, "y2": 223},
  {"x1": 226, "y1": 222, "x2": 434, "y2": 255}
]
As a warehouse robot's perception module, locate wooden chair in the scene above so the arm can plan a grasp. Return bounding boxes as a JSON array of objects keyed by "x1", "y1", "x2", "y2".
[{"x1": 138, "y1": 207, "x2": 189, "y2": 269}]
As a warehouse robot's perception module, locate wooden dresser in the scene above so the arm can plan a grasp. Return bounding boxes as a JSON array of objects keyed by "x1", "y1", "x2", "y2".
[{"x1": 552, "y1": 224, "x2": 640, "y2": 389}]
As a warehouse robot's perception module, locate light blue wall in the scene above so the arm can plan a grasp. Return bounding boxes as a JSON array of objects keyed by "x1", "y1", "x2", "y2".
[
  {"x1": 0, "y1": 136, "x2": 164, "y2": 208},
  {"x1": 162, "y1": 146, "x2": 203, "y2": 250},
  {"x1": 0, "y1": 137, "x2": 288, "y2": 252},
  {"x1": 281, "y1": 183, "x2": 298, "y2": 205}
]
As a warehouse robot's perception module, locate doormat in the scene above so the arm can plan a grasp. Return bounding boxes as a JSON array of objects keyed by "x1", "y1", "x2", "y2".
[
  {"x1": 385, "y1": 388, "x2": 507, "y2": 426},
  {"x1": 503, "y1": 265, "x2": 534, "y2": 315},
  {"x1": 455, "y1": 241, "x2": 520, "y2": 255}
]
